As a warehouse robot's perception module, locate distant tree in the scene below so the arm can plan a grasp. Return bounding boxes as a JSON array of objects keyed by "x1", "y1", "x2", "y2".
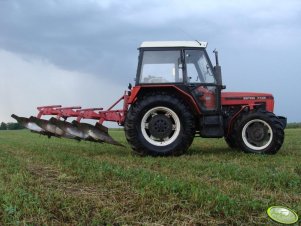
[
  {"x1": 0, "y1": 122, "x2": 7, "y2": 130},
  {"x1": 6, "y1": 122, "x2": 24, "y2": 130},
  {"x1": 287, "y1": 122, "x2": 301, "y2": 129}
]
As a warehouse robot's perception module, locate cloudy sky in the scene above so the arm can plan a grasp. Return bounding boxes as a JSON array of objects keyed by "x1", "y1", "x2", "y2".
[{"x1": 0, "y1": 0, "x2": 300, "y2": 123}]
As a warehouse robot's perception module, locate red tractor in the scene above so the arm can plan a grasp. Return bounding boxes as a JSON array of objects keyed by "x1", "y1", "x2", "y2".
[{"x1": 12, "y1": 41, "x2": 286, "y2": 156}]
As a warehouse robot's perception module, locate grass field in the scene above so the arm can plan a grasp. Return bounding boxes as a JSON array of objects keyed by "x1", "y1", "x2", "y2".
[{"x1": 0, "y1": 129, "x2": 300, "y2": 225}]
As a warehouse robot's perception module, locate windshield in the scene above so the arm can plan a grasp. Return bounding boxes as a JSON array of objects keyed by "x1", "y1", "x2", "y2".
[
  {"x1": 185, "y1": 50, "x2": 215, "y2": 84},
  {"x1": 139, "y1": 50, "x2": 183, "y2": 83}
]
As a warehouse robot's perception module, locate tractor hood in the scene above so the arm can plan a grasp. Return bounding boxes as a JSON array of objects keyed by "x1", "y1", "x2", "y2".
[{"x1": 221, "y1": 92, "x2": 274, "y2": 112}]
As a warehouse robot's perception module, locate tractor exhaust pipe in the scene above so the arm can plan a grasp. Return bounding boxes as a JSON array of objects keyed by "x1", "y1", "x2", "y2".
[{"x1": 213, "y1": 49, "x2": 223, "y2": 87}]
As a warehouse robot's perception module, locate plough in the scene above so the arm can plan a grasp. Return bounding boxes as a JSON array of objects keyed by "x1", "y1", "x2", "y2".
[{"x1": 12, "y1": 92, "x2": 130, "y2": 146}]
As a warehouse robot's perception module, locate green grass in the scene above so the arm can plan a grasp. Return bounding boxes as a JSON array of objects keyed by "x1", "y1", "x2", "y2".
[{"x1": 0, "y1": 129, "x2": 300, "y2": 225}]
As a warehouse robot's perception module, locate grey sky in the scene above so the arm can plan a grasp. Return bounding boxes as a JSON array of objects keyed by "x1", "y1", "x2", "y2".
[{"x1": 0, "y1": 0, "x2": 300, "y2": 123}]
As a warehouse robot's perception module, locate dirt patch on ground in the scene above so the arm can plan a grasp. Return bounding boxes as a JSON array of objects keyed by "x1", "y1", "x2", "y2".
[{"x1": 26, "y1": 164, "x2": 101, "y2": 198}]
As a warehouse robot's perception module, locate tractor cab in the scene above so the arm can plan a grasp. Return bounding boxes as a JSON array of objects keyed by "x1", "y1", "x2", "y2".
[
  {"x1": 135, "y1": 41, "x2": 224, "y2": 137},
  {"x1": 137, "y1": 41, "x2": 215, "y2": 84},
  {"x1": 136, "y1": 41, "x2": 223, "y2": 111}
]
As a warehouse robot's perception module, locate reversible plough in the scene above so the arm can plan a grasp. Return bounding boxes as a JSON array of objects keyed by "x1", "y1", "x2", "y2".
[{"x1": 12, "y1": 92, "x2": 129, "y2": 146}]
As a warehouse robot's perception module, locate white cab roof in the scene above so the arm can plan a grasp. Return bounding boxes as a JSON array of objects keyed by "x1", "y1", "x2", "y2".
[{"x1": 140, "y1": 41, "x2": 207, "y2": 48}]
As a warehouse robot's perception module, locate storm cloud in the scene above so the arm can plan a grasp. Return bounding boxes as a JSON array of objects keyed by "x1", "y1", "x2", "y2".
[{"x1": 0, "y1": 0, "x2": 301, "y2": 122}]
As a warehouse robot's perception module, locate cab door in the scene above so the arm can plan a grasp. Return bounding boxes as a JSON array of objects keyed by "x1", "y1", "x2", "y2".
[
  {"x1": 185, "y1": 49, "x2": 221, "y2": 113},
  {"x1": 185, "y1": 49, "x2": 223, "y2": 137}
]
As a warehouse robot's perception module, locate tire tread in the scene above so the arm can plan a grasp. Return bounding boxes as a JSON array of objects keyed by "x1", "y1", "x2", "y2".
[{"x1": 124, "y1": 91, "x2": 195, "y2": 156}]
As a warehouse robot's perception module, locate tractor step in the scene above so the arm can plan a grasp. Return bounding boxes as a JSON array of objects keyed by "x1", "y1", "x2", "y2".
[{"x1": 199, "y1": 115, "x2": 224, "y2": 138}]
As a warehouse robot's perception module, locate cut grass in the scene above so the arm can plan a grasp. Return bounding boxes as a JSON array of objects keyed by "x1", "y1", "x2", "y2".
[{"x1": 0, "y1": 129, "x2": 300, "y2": 225}]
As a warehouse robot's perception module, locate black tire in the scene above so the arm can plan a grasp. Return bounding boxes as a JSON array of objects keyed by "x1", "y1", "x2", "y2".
[
  {"x1": 224, "y1": 134, "x2": 238, "y2": 149},
  {"x1": 124, "y1": 92, "x2": 195, "y2": 156},
  {"x1": 278, "y1": 116, "x2": 287, "y2": 129},
  {"x1": 235, "y1": 110, "x2": 284, "y2": 154}
]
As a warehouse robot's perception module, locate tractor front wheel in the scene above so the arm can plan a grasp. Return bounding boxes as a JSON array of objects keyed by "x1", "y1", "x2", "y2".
[
  {"x1": 236, "y1": 110, "x2": 284, "y2": 154},
  {"x1": 124, "y1": 93, "x2": 195, "y2": 156}
]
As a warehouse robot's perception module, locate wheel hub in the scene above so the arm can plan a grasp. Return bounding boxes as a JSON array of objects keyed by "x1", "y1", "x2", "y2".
[
  {"x1": 140, "y1": 106, "x2": 181, "y2": 147},
  {"x1": 242, "y1": 119, "x2": 273, "y2": 151},
  {"x1": 148, "y1": 115, "x2": 173, "y2": 139},
  {"x1": 248, "y1": 124, "x2": 266, "y2": 142}
]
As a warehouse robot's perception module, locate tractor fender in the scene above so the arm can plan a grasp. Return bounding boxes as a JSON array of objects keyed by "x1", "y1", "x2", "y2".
[{"x1": 128, "y1": 85, "x2": 201, "y2": 115}]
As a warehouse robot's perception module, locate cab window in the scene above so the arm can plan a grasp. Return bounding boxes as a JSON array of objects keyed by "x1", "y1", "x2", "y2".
[
  {"x1": 185, "y1": 50, "x2": 215, "y2": 84},
  {"x1": 140, "y1": 51, "x2": 183, "y2": 83}
]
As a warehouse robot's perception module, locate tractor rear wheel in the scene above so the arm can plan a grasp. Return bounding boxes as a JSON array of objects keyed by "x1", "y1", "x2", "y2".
[
  {"x1": 236, "y1": 110, "x2": 284, "y2": 154},
  {"x1": 124, "y1": 92, "x2": 195, "y2": 156},
  {"x1": 224, "y1": 135, "x2": 238, "y2": 149}
]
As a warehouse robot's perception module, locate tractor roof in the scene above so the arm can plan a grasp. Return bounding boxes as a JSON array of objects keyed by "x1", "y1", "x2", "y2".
[{"x1": 140, "y1": 41, "x2": 207, "y2": 48}]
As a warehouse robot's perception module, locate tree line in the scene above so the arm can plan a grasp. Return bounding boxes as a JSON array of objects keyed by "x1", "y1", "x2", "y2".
[
  {"x1": 286, "y1": 122, "x2": 301, "y2": 129},
  {"x1": 0, "y1": 122, "x2": 24, "y2": 130}
]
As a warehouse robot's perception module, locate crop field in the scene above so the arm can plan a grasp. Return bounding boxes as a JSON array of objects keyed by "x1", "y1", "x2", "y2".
[{"x1": 0, "y1": 129, "x2": 300, "y2": 225}]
